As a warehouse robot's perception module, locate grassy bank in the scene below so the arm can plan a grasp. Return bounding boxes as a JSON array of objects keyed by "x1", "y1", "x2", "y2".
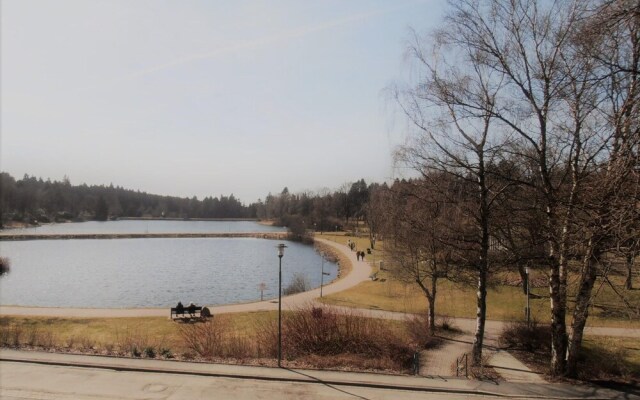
[
  {"x1": 317, "y1": 234, "x2": 640, "y2": 329},
  {"x1": 0, "y1": 306, "x2": 439, "y2": 374}
]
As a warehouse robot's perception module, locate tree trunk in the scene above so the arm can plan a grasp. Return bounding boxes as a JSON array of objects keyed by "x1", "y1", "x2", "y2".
[
  {"x1": 429, "y1": 275, "x2": 437, "y2": 335},
  {"x1": 417, "y1": 277, "x2": 437, "y2": 336},
  {"x1": 518, "y1": 263, "x2": 528, "y2": 295},
  {"x1": 566, "y1": 240, "x2": 598, "y2": 377},
  {"x1": 549, "y1": 260, "x2": 568, "y2": 376},
  {"x1": 472, "y1": 266, "x2": 488, "y2": 366},
  {"x1": 626, "y1": 253, "x2": 634, "y2": 290}
]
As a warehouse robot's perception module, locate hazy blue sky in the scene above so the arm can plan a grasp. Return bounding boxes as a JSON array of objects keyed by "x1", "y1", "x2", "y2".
[{"x1": 1, "y1": 0, "x2": 446, "y2": 203}]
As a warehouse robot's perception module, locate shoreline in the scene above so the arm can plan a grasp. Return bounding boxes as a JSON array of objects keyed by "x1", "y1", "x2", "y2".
[
  {"x1": 0, "y1": 238, "x2": 368, "y2": 317},
  {"x1": 0, "y1": 232, "x2": 287, "y2": 241}
]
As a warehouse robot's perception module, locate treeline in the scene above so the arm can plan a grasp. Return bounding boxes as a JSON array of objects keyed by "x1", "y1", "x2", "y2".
[
  {"x1": 253, "y1": 179, "x2": 385, "y2": 236},
  {"x1": 0, "y1": 173, "x2": 388, "y2": 231},
  {"x1": 0, "y1": 173, "x2": 256, "y2": 224}
]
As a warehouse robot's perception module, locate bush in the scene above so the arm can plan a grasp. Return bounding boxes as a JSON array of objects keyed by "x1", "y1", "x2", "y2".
[
  {"x1": 256, "y1": 305, "x2": 415, "y2": 371},
  {"x1": 404, "y1": 314, "x2": 441, "y2": 349},
  {"x1": 160, "y1": 347, "x2": 173, "y2": 359},
  {"x1": 438, "y1": 315, "x2": 459, "y2": 332},
  {"x1": 0, "y1": 324, "x2": 23, "y2": 347},
  {"x1": 499, "y1": 320, "x2": 551, "y2": 353},
  {"x1": 283, "y1": 273, "x2": 309, "y2": 295},
  {"x1": 178, "y1": 316, "x2": 256, "y2": 360},
  {"x1": 0, "y1": 257, "x2": 10, "y2": 276},
  {"x1": 114, "y1": 326, "x2": 162, "y2": 357},
  {"x1": 143, "y1": 346, "x2": 156, "y2": 358}
]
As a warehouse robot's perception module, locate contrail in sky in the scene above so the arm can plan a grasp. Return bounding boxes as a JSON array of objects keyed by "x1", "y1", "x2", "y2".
[{"x1": 71, "y1": 1, "x2": 424, "y2": 93}]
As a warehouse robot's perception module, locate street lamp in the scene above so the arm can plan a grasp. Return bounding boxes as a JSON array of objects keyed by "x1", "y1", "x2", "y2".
[
  {"x1": 320, "y1": 253, "x2": 330, "y2": 297},
  {"x1": 276, "y1": 243, "x2": 287, "y2": 367},
  {"x1": 525, "y1": 266, "x2": 530, "y2": 326}
]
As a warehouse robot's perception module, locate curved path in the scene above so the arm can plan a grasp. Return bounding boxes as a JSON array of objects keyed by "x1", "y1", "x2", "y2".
[{"x1": 0, "y1": 238, "x2": 372, "y2": 318}]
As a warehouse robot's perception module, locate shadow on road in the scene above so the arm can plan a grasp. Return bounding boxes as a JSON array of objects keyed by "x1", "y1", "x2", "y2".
[{"x1": 285, "y1": 368, "x2": 371, "y2": 400}]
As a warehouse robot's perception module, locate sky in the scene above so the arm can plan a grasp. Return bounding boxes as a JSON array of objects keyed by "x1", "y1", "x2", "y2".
[{"x1": 1, "y1": 0, "x2": 446, "y2": 203}]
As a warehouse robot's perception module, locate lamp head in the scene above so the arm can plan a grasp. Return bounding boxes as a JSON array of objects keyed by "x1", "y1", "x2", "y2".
[{"x1": 277, "y1": 243, "x2": 287, "y2": 258}]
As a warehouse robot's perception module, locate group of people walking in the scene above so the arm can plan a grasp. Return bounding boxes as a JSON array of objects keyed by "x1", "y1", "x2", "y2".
[{"x1": 347, "y1": 239, "x2": 367, "y2": 261}]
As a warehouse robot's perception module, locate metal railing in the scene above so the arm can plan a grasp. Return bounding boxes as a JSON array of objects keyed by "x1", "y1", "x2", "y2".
[{"x1": 456, "y1": 353, "x2": 468, "y2": 378}]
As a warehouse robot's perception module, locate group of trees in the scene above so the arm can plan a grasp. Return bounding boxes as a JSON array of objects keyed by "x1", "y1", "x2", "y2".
[
  {"x1": 384, "y1": 0, "x2": 639, "y2": 378},
  {"x1": 0, "y1": 173, "x2": 256, "y2": 224},
  {"x1": 254, "y1": 179, "x2": 386, "y2": 241}
]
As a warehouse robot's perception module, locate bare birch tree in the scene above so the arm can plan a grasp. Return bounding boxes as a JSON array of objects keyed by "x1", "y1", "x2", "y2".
[{"x1": 395, "y1": 21, "x2": 511, "y2": 363}]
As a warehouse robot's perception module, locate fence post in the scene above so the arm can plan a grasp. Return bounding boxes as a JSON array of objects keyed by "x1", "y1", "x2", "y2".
[{"x1": 465, "y1": 353, "x2": 468, "y2": 378}]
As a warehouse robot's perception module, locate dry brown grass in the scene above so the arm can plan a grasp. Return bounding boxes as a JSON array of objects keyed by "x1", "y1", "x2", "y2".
[{"x1": 0, "y1": 308, "x2": 425, "y2": 373}]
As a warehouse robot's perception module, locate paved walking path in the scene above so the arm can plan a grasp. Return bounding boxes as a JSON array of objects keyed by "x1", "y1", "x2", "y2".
[{"x1": 420, "y1": 337, "x2": 470, "y2": 378}]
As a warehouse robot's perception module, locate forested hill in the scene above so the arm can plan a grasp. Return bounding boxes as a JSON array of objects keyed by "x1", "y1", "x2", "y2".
[{"x1": 0, "y1": 173, "x2": 257, "y2": 225}]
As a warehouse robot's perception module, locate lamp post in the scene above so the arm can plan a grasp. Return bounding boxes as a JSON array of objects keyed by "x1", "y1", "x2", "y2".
[
  {"x1": 276, "y1": 243, "x2": 287, "y2": 367},
  {"x1": 320, "y1": 253, "x2": 330, "y2": 298},
  {"x1": 525, "y1": 266, "x2": 530, "y2": 326},
  {"x1": 320, "y1": 253, "x2": 325, "y2": 297}
]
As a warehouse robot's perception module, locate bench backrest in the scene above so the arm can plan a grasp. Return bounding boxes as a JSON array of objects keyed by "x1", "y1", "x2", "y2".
[{"x1": 171, "y1": 306, "x2": 203, "y2": 313}]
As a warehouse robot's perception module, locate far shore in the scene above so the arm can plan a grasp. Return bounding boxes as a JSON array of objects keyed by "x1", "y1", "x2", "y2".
[{"x1": 0, "y1": 232, "x2": 288, "y2": 241}]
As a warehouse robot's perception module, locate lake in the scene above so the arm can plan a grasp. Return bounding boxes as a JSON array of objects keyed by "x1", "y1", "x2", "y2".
[{"x1": 0, "y1": 222, "x2": 337, "y2": 308}]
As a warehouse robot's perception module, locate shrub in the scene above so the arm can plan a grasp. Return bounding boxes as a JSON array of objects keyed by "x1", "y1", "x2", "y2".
[
  {"x1": 143, "y1": 346, "x2": 156, "y2": 358},
  {"x1": 499, "y1": 320, "x2": 551, "y2": 353},
  {"x1": 0, "y1": 324, "x2": 23, "y2": 347},
  {"x1": 131, "y1": 346, "x2": 141, "y2": 357},
  {"x1": 114, "y1": 326, "x2": 160, "y2": 357},
  {"x1": 0, "y1": 257, "x2": 10, "y2": 276},
  {"x1": 37, "y1": 330, "x2": 56, "y2": 349},
  {"x1": 265, "y1": 305, "x2": 415, "y2": 371},
  {"x1": 179, "y1": 319, "x2": 227, "y2": 358},
  {"x1": 25, "y1": 327, "x2": 40, "y2": 346},
  {"x1": 404, "y1": 314, "x2": 441, "y2": 349},
  {"x1": 283, "y1": 273, "x2": 309, "y2": 295},
  {"x1": 160, "y1": 347, "x2": 173, "y2": 359},
  {"x1": 438, "y1": 315, "x2": 458, "y2": 332}
]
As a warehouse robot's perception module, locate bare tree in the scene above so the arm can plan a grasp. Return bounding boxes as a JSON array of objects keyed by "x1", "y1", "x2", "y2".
[
  {"x1": 385, "y1": 180, "x2": 457, "y2": 334},
  {"x1": 394, "y1": 18, "x2": 513, "y2": 363},
  {"x1": 364, "y1": 183, "x2": 390, "y2": 249}
]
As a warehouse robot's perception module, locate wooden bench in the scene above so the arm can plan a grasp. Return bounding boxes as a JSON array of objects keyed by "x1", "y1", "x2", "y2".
[{"x1": 171, "y1": 306, "x2": 206, "y2": 321}]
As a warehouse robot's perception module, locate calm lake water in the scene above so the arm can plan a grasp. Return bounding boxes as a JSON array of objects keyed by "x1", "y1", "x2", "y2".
[
  {"x1": 0, "y1": 223, "x2": 337, "y2": 308},
  {"x1": 0, "y1": 220, "x2": 285, "y2": 235}
]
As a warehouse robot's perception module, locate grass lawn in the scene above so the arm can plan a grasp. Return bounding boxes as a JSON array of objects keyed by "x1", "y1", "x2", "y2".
[
  {"x1": 0, "y1": 308, "x2": 425, "y2": 373},
  {"x1": 318, "y1": 234, "x2": 640, "y2": 329},
  {"x1": 583, "y1": 335, "x2": 640, "y2": 378},
  {"x1": 0, "y1": 311, "x2": 278, "y2": 355}
]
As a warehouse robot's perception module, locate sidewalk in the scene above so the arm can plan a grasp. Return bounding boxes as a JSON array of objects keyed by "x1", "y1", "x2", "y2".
[{"x1": 1, "y1": 349, "x2": 635, "y2": 399}]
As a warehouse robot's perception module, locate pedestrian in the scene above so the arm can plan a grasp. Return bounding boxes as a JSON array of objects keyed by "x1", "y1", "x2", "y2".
[
  {"x1": 356, "y1": 251, "x2": 360, "y2": 261},
  {"x1": 361, "y1": 251, "x2": 365, "y2": 261}
]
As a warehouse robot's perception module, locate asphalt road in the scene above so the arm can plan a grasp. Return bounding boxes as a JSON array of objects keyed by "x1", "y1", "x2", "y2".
[{"x1": 0, "y1": 361, "x2": 499, "y2": 400}]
